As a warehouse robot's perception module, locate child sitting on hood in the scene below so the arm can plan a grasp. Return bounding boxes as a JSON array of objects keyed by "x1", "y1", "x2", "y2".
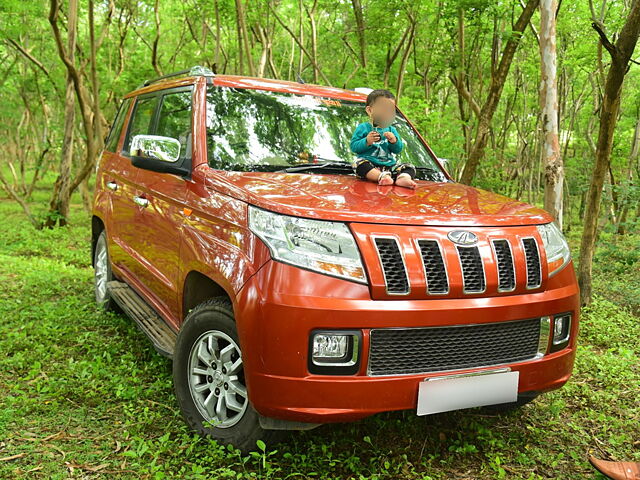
[{"x1": 349, "y1": 89, "x2": 417, "y2": 189}]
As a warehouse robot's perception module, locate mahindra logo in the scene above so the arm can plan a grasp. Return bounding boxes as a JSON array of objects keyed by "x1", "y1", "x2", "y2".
[{"x1": 447, "y1": 230, "x2": 478, "y2": 246}]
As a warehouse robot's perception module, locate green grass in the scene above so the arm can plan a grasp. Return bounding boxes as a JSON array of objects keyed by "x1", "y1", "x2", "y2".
[{"x1": 0, "y1": 174, "x2": 638, "y2": 479}]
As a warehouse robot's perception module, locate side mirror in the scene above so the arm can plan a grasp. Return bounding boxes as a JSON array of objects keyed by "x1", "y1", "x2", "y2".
[
  {"x1": 131, "y1": 134, "x2": 180, "y2": 162},
  {"x1": 130, "y1": 134, "x2": 189, "y2": 176}
]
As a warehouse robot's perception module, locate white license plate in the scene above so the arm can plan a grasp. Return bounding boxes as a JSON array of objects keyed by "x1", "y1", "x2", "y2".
[{"x1": 417, "y1": 370, "x2": 519, "y2": 416}]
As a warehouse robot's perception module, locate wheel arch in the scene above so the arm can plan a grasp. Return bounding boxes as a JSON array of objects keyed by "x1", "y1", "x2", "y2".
[
  {"x1": 91, "y1": 215, "x2": 106, "y2": 268},
  {"x1": 182, "y1": 270, "x2": 233, "y2": 321}
]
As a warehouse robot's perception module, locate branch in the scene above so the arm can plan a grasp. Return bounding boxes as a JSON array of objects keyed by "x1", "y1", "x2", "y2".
[
  {"x1": 0, "y1": 170, "x2": 41, "y2": 229},
  {"x1": 591, "y1": 21, "x2": 617, "y2": 56},
  {"x1": 5, "y1": 38, "x2": 49, "y2": 75},
  {"x1": 267, "y1": 1, "x2": 331, "y2": 85},
  {"x1": 518, "y1": 0, "x2": 540, "y2": 46},
  {"x1": 48, "y1": 0, "x2": 92, "y2": 138},
  {"x1": 449, "y1": 73, "x2": 482, "y2": 117},
  {"x1": 4, "y1": 38, "x2": 64, "y2": 100}
]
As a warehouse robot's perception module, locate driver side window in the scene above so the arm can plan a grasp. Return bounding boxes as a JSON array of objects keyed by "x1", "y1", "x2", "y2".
[
  {"x1": 155, "y1": 89, "x2": 192, "y2": 159},
  {"x1": 123, "y1": 88, "x2": 193, "y2": 159},
  {"x1": 124, "y1": 95, "x2": 158, "y2": 155}
]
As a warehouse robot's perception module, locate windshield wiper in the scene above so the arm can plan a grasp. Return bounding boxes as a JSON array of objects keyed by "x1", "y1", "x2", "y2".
[
  {"x1": 280, "y1": 160, "x2": 353, "y2": 173},
  {"x1": 415, "y1": 166, "x2": 450, "y2": 182}
]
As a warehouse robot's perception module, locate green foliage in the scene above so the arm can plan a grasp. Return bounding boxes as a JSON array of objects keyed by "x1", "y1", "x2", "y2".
[
  {"x1": 0, "y1": 0, "x2": 639, "y2": 474},
  {"x1": 591, "y1": 231, "x2": 640, "y2": 315},
  {"x1": 0, "y1": 174, "x2": 639, "y2": 479},
  {"x1": 0, "y1": 0, "x2": 638, "y2": 235}
]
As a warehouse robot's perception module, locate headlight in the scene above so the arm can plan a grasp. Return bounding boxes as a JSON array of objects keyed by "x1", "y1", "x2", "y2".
[
  {"x1": 536, "y1": 222, "x2": 571, "y2": 277},
  {"x1": 248, "y1": 205, "x2": 367, "y2": 284}
]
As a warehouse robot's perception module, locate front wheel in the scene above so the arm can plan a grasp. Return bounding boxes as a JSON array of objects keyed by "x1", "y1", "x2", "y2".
[{"x1": 172, "y1": 297, "x2": 286, "y2": 454}]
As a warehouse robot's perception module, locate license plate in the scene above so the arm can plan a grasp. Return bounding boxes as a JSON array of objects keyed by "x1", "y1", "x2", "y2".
[{"x1": 417, "y1": 370, "x2": 519, "y2": 416}]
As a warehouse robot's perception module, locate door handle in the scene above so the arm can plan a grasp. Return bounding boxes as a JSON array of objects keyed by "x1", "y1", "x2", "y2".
[
  {"x1": 106, "y1": 181, "x2": 118, "y2": 191},
  {"x1": 133, "y1": 195, "x2": 149, "y2": 208}
]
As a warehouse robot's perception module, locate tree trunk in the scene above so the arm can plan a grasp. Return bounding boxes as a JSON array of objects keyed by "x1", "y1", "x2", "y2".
[
  {"x1": 151, "y1": 0, "x2": 162, "y2": 76},
  {"x1": 304, "y1": 0, "x2": 319, "y2": 83},
  {"x1": 235, "y1": 0, "x2": 255, "y2": 76},
  {"x1": 578, "y1": 1, "x2": 640, "y2": 306},
  {"x1": 396, "y1": 16, "x2": 416, "y2": 102},
  {"x1": 45, "y1": 0, "x2": 77, "y2": 228},
  {"x1": 540, "y1": 0, "x2": 564, "y2": 227},
  {"x1": 47, "y1": 0, "x2": 105, "y2": 226},
  {"x1": 383, "y1": 23, "x2": 411, "y2": 88},
  {"x1": 351, "y1": 0, "x2": 367, "y2": 69}
]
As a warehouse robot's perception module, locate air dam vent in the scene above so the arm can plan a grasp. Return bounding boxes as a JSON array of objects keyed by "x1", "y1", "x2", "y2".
[{"x1": 368, "y1": 317, "x2": 542, "y2": 376}]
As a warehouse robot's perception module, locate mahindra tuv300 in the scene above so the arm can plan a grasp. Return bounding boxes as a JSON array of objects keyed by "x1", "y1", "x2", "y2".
[{"x1": 91, "y1": 66, "x2": 579, "y2": 453}]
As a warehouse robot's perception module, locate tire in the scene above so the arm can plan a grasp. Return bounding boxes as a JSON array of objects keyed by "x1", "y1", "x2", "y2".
[
  {"x1": 172, "y1": 297, "x2": 286, "y2": 454},
  {"x1": 93, "y1": 230, "x2": 119, "y2": 312},
  {"x1": 480, "y1": 392, "x2": 539, "y2": 414}
]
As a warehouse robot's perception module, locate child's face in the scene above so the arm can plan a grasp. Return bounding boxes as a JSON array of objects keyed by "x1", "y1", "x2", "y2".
[{"x1": 366, "y1": 97, "x2": 396, "y2": 128}]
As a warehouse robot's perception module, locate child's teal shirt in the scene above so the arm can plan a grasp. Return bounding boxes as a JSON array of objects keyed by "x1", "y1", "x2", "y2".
[{"x1": 350, "y1": 121, "x2": 404, "y2": 167}]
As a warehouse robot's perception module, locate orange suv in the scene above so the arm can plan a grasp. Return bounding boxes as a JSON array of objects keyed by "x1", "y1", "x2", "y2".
[{"x1": 91, "y1": 66, "x2": 580, "y2": 453}]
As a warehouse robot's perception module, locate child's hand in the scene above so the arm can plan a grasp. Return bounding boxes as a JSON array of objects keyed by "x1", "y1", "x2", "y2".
[
  {"x1": 366, "y1": 130, "x2": 381, "y2": 145},
  {"x1": 383, "y1": 131, "x2": 397, "y2": 143}
]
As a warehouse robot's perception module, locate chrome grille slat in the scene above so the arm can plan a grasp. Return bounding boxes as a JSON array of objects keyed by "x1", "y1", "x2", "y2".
[
  {"x1": 416, "y1": 239, "x2": 449, "y2": 294},
  {"x1": 522, "y1": 237, "x2": 542, "y2": 288},
  {"x1": 492, "y1": 239, "x2": 516, "y2": 291},
  {"x1": 368, "y1": 317, "x2": 542, "y2": 376},
  {"x1": 456, "y1": 246, "x2": 486, "y2": 293},
  {"x1": 374, "y1": 237, "x2": 410, "y2": 295}
]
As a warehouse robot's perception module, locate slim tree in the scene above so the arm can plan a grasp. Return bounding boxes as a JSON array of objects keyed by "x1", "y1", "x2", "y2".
[
  {"x1": 540, "y1": 0, "x2": 564, "y2": 228},
  {"x1": 46, "y1": 0, "x2": 77, "y2": 228},
  {"x1": 47, "y1": 0, "x2": 107, "y2": 227},
  {"x1": 578, "y1": 0, "x2": 640, "y2": 305}
]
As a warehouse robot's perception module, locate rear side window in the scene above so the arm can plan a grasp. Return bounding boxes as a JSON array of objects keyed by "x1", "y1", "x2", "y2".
[
  {"x1": 155, "y1": 90, "x2": 192, "y2": 158},
  {"x1": 124, "y1": 95, "x2": 159, "y2": 154},
  {"x1": 104, "y1": 98, "x2": 132, "y2": 152}
]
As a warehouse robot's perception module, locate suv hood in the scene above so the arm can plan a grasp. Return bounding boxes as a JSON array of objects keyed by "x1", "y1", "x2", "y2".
[{"x1": 205, "y1": 171, "x2": 553, "y2": 226}]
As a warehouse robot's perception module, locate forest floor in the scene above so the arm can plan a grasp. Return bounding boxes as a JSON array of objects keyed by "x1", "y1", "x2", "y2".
[{"x1": 0, "y1": 174, "x2": 638, "y2": 480}]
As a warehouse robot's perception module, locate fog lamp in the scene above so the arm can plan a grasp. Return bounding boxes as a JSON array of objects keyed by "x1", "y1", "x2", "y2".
[
  {"x1": 308, "y1": 330, "x2": 361, "y2": 374},
  {"x1": 552, "y1": 314, "x2": 571, "y2": 346}
]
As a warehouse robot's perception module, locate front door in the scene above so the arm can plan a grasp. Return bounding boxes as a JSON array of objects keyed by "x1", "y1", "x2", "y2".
[{"x1": 126, "y1": 86, "x2": 194, "y2": 322}]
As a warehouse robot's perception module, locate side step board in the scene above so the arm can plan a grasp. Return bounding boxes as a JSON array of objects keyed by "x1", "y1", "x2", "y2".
[{"x1": 107, "y1": 280, "x2": 177, "y2": 358}]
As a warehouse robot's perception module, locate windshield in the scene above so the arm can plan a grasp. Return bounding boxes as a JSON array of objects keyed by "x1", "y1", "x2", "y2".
[{"x1": 205, "y1": 85, "x2": 448, "y2": 181}]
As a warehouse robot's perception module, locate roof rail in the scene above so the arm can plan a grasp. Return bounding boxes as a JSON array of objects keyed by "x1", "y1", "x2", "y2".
[{"x1": 140, "y1": 65, "x2": 215, "y2": 88}]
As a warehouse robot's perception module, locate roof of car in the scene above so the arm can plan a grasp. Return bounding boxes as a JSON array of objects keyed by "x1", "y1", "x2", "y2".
[
  {"x1": 125, "y1": 70, "x2": 369, "y2": 103},
  {"x1": 212, "y1": 75, "x2": 369, "y2": 102}
]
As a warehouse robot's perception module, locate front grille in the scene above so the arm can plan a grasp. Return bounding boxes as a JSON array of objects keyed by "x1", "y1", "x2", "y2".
[
  {"x1": 372, "y1": 232, "x2": 543, "y2": 297},
  {"x1": 493, "y1": 239, "x2": 516, "y2": 291},
  {"x1": 456, "y1": 246, "x2": 486, "y2": 293},
  {"x1": 522, "y1": 238, "x2": 542, "y2": 288},
  {"x1": 368, "y1": 317, "x2": 542, "y2": 376},
  {"x1": 374, "y1": 237, "x2": 409, "y2": 294}
]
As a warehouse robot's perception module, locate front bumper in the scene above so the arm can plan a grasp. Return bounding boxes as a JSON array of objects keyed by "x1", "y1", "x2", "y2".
[{"x1": 233, "y1": 257, "x2": 580, "y2": 424}]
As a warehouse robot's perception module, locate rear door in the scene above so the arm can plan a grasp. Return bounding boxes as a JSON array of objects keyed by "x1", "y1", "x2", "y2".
[
  {"x1": 125, "y1": 85, "x2": 194, "y2": 322},
  {"x1": 97, "y1": 96, "x2": 142, "y2": 276}
]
